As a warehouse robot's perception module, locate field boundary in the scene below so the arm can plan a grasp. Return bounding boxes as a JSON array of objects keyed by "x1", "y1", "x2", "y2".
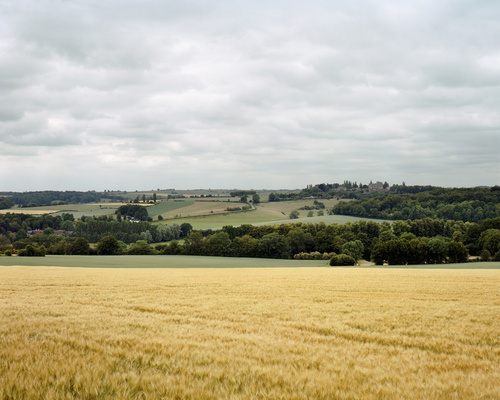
[{"x1": 0, "y1": 255, "x2": 498, "y2": 270}]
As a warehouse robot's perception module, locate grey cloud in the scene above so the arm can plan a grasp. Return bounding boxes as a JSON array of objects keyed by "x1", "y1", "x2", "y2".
[
  {"x1": 1, "y1": 128, "x2": 82, "y2": 148},
  {"x1": 0, "y1": 103, "x2": 24, "y2": 122},
  {"x1": 1, "y1": 0, "x2": 498, "y2": 190}
]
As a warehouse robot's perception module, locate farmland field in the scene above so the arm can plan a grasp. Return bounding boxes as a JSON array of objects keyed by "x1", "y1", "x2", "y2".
[
  {"x1": 1, "y1": 258, "x2": 499, "y2": 399},
  {"x1": 0, "y1": 203, "x2": 126, "y2": 218},
  {"x1": 0, "y1": 202, "x2": 161, "y2": 219},
  {"x1": 0, "y1": 198, "x2": 382, "y2": 229},
  {"x1": 161, "y1": 212, "x2": 389, "y2": 230},
  {"x1": 146, "y1": 199, "x2": 195, "y2": 217},
  {"x1": 158, "y1": 198, "x2": 380, "y2": 229},
  {"x1": 152, "y1": 200, "x2": 246, "y2": 220}
]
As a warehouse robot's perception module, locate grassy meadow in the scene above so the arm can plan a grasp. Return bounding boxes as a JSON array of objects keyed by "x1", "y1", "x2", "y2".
[
  {"x1": 156, "y1": 198, "x2": 378, "y2": 229},
  {"x1": 1, "y1": 258, "x2": 499, "y2": 399}
]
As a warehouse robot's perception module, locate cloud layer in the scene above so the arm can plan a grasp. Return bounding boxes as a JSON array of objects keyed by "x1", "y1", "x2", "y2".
[{"x1": 1, "y1": 0, "x2": 499, "y2": 190}]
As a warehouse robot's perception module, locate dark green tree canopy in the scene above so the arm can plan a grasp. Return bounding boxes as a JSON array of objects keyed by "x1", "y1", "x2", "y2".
[
  {"x1": 97, "y1": 235, "x2": 122, "y2": 255},
  {"x1": 116, "y1": 205, "x2": 149, "y2": 221},
  {"x1": 258, "y1": 232, "x2": 290, "y2": 259},
  {"x1": 69, "y1": 238, "x2": 90, "y2": 255},
  {"x1": 128, "y1": 240, "x2": 156, "y2": 255},
  {"x1": 0, "y1": 197, "x2": 14, "y2": 210}
]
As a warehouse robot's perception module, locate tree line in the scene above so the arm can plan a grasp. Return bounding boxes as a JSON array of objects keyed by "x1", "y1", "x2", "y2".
[
  {"x1": 4, "y1": 215, "x2": 498, "y2": 264},
  {"x1": 73, "y1": 218, "x2": 193, "y2": 244},
  {"x1": 2, "y1": 207, "x2": 499, "y2": 264},
  {"x1": 0, "y1": 213, "x2": 75, "y2": 239},
  {"x1": 0, "y1": 190, "x2": 125, "y2": 207},
  {"x1": 331, "y1": 187, "x2": 499, "y2": 222},
  {"x1": 92, "y1": 217, "x2": 500, "y2": 263},
  {"x1": 268, "y1": 181, "x2": 388, "y2": 201}
]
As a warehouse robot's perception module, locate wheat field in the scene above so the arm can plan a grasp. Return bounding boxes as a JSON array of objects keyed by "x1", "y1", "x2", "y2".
[{"x1": 0, "y1": 265, "x2": 499, "y2": 399}]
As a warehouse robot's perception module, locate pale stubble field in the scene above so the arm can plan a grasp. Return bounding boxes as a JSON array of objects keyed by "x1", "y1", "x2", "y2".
[{"x1": 0, "y1": 264, "x2": 499, "y2": 399}]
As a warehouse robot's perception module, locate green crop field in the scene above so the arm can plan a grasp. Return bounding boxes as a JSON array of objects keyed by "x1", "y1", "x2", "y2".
[
  {"x1": 1, "y1": 255, "x2": 498, "y2": 270},
  {"x1": 146, "y1": 200, "x2": 195, "y2": 217},
  {"x1": 1, "y1": 259, "x2": 498, "y2": 399},
  {"x1": 0, "y1": 255, "x2": 328, "y2": 269},
  {"x1": 0, "y1": 255, "x2": 499, "y2": 270}
]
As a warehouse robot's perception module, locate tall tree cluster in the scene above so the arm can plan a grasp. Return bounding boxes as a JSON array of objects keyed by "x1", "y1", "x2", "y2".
[{"x1": 331, "y1": 187, "x2": 499, "y2": 222}]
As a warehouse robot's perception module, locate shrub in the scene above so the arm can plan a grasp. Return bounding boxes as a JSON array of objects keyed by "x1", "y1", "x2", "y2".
[
  {"x1": 18, "y1": 244, "x2": 46, "y2": 257},
  {"x1": 69, "y1": 238, "x2": 90, "y2": 255},
  {"x1": 293, "y1": 252, "x2": 312, "y2": 260},
  {"x1": 161, "y1": 240, "x2": 181, "y2": 255},
  {"x1": 330, "y1": 254, "x2": 356, "y2": 266},
  {"x1": 294, "y1": 252, "x2": 336, "y2": 260},
  {"x1": 480, "y1": 249, "x2": 491, "y2": 261},
  {"x1": 127, "y1": 240, "x2": 156, "y2": 255},
  {"x1": 47, "y1": 240, "x2": 70, "y2": 255}
]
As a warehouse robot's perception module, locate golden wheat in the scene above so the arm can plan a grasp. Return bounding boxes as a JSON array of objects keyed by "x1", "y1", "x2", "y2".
[{"x1": 0, "y1": 266, "x2": 498, "y2": 399}]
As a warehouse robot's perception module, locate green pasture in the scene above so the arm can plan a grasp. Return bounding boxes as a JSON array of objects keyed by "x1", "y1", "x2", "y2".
[
  {"x1": 159, "y1": 212, "x2": 281, "y2": 229},
  {"x1": 260, "y1": 198, "x2": 341, "y2": 215},
  {"x1": 146, "y1": 200, "x2": 195, "y2": 217},
  {"x1": 157, "y1": 199, "x2": 388, "y2": 229},
  {"x1": 254, "y1": 214, "x2": 390, "y2": 226},
  {"x1": 165, "y1": 213, "x2": 389, "y2": 230},
  {"x1": 1, "y1": 255, "x2": 498, "y2": 270}
]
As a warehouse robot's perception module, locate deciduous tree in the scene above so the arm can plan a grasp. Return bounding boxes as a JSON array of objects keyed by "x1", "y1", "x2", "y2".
[
  {"x1": 97, "y1": 235, "x2": 122, "y2": 255},
  {"x1": 258, "y1": 232, "x2": 290, "y2": 259},
  {"x1": 70, "y1": 238, "x2": 90, "y2": 255}
]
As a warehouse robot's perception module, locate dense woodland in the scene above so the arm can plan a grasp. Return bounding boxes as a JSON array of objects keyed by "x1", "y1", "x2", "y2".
[
  {"x1": 269, "y1": 181, "x2": 389, "y2": 201},
  {"x1": 331, "y1": 187, "x2": 499, "y2": 222},
  {"x1": 269, "y1": 184, "x2": 499, "y2": 223},
  {"x1": 0, "y1": 190, "x2": 124, "y2": 207},
  {"x1": 1, "y1": 210, "x2": 499, "y2": 264}
]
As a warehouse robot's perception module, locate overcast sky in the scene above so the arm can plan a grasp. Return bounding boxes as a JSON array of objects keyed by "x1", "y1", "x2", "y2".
[{"x1": 1, "y1": 0, "x2": 499, "y2": 191}]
